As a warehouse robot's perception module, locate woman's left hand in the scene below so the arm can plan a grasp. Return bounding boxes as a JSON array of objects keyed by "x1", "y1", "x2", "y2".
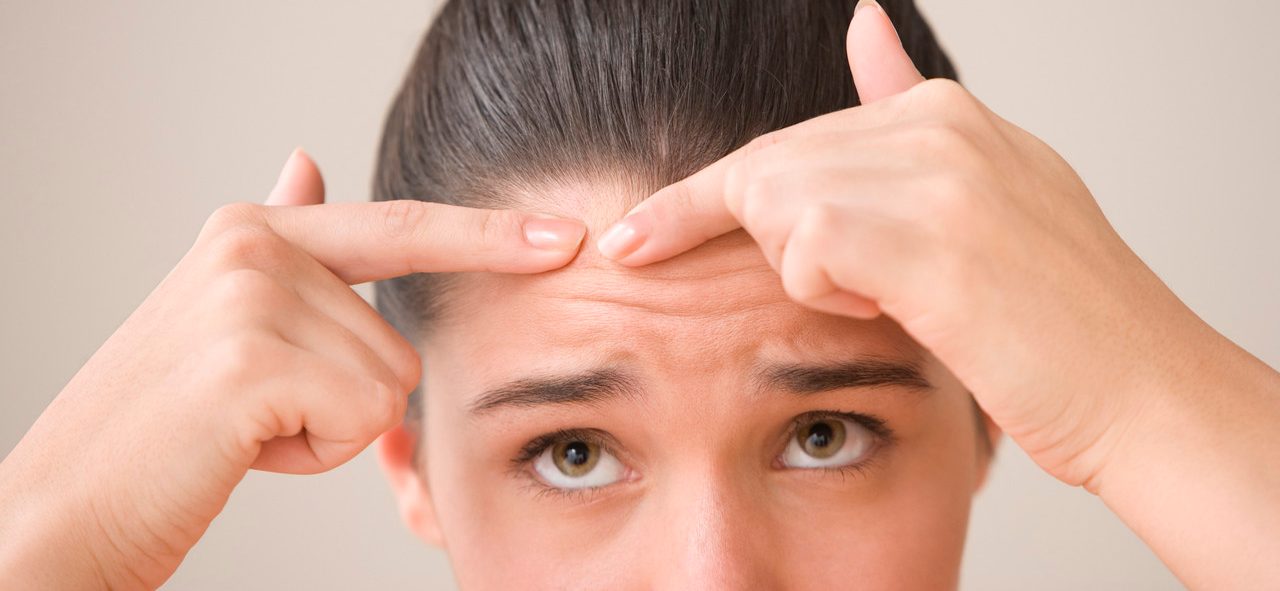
[
  {"x1": 596, "y1": 0, "x2": 1174, "y2": 486},
  {"x1": 595, "y1": 2, "x2": 1280, "y2": 588}
]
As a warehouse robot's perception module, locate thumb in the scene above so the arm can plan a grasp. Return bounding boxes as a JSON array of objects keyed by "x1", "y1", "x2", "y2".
[
  {"x1": 847, "y1": 0, "x2": 926, "y2": 104},
  {"x1": 265, "y1": 147, "x2": 326, "y2": 206}
]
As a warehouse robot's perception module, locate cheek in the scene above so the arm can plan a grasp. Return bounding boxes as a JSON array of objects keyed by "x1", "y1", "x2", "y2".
[
  {"x1": 764, "y1": 401, "x2": 977, "y2": 588},
  {"x1": 420, "y1": 378, "x2": 636, "y2": 589},
  {"x1": 424, "y1": 407, "x2": 978, "y2": 591}
]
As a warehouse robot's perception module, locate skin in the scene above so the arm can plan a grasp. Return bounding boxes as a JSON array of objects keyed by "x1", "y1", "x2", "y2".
[
  {"x1": 1, "y1": 0, "x2": 1277, "y2": 589},
  {"x1": 380, "y1": 201, "x2": 997, "y2": 589},
  {"x1": 593, "y1": 2, "x2": 1280, "y2": 588},
  {"x1": 0, "y1": 151, "x2": 588, "y2": 589}
]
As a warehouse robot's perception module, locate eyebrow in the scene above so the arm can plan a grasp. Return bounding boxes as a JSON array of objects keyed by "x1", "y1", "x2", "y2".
[
  {"x1": 756, "y1": 358, "x2": 934, "y2": 395},
  {"x1": 468, "y1": 368, "x2": 642, "y2": 414},
  {"x1": 467, "y1": 358, "x2": 932, "y2": 415}
]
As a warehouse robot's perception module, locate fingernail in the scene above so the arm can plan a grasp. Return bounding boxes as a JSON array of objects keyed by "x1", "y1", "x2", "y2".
[
  {"x1": 597, "y1": 216, "x2": 649, "y2": 260},
  {"x1": 854, "y1": 0, "x2": 881, "y2": 16},
  {"x1": 523, "y1": 216, "x2": 587, "y2": 251}
]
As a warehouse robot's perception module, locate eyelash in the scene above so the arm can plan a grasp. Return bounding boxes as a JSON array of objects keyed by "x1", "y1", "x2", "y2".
[
  {"x1": 780, "y1": 410, "x2": 896, "y2": 479},
  {"x1": 509, "y1": 412, "x2": 896, "y2": 500},
  {"x1": 509, "y1": 428, "x2": 620, "y2": 502}
]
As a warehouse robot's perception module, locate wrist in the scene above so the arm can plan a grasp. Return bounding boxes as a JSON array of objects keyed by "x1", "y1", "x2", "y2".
[
  {"x1": 1085, "y1": 316, "x2": 1280, "y2": 588},
  {"x1": 0, "y1": 413, "x2": 168, "y2": 591},
  {"x1": 0, "y1": 454, "x2": 114, "y2": 590}
]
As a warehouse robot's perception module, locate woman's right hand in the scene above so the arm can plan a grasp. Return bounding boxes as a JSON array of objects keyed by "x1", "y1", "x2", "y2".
[{"x1": 0, "y1": 150, "x2": 587, "y2": 590}]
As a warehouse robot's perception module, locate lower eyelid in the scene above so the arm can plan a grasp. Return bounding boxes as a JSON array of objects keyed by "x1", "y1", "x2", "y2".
[{"x1": 513, "y1": 414, "x2": 893, "y2": 497}]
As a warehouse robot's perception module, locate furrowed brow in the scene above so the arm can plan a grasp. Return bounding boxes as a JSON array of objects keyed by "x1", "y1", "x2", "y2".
[
  {"x1": 468, "y1": 368, "x2": 640, "y2": 415},
  {"x1": 757, "y1": 358, "x2": 934, "y2": 396}
]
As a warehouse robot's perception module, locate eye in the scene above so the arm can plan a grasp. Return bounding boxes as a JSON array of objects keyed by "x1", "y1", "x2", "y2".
[
  {"x1": 532, "y1": 437, "x2": 626, "y2": 490},
  {"x1": 781, "y1": 415, "x2": 875, "y2": 469}
]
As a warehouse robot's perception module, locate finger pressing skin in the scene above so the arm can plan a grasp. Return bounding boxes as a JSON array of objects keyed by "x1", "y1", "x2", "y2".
[
  {"x1": 595, "y1": 100, "x2": 923, "y2": 268},
  {"x1": 245, "y1": 200, "x2": 587, "y2": 284},
  {"x1": 593, "y1": 0, "x2": 929, "y2": 268},
  {"x1": 594, "y1": 153, "x2": 743, "y2": 265}
]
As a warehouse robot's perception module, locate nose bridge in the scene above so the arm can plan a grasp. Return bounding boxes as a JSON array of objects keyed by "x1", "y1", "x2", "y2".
[{"x1": 648, "y1": 460, "x2": 783, "y2": 591}]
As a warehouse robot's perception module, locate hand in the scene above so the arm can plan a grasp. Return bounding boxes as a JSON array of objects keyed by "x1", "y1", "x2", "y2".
[
  {"x1": 595, "y1": 2, "x2": 1280, "y2": 588},
  {"x1": 0, "y1": 149, "x2": 587, "y2": 590},
  {"x1": 595, "y1": 0, "x2": 1162, "y2": 487}
]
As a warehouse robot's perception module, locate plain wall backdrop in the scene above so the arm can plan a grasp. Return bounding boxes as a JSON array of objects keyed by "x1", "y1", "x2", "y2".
[{"x1": 2, "y1": 1, "x2": 1277, "y2": 589}]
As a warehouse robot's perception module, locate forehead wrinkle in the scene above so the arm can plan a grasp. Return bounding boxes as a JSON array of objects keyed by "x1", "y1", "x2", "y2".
[
  {"x1": 530, "y1": 266, "x2": 789, "y2": 319},
  {"x1": 440, "y1": 226, "x2": 787, "y2": 325}
]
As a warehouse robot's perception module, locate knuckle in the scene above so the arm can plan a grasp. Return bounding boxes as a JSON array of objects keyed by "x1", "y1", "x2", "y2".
[
  {"x1": 723, "y1": 159, "x2": 760, "y2": 219},
  {"x1": 741, "y1": 131, "x2": 785, "y2": 159},
  {"x1": 803, "y1": 201, "x2": 845, "y2": 236},
  {"x1": 367, "y1": 377, "x2": 406, "y2": 431},
  {"x1": 912, "y1": 77, "x2": 970, "y2": 106},
  {"x1": 205, "y1": 330, "x2": 280, "y2": 385},
  {"x1": 391, "y1": 339, "x2": 423, "y2": 388},
  {"x1": 777, "y1": 209, "x2": 846, "y2": 307},
  {"x1": 383, "y1": 380, "x2": 408, "y2": 428},
  {"x1": 738, "y1": 175, "x2": 775, "y2": 228},
  {"x1": 203, "y1": 226, "x2": 292, "y2": 271},
  {"x1": 911, "y1": 78, "x2": 991, "y2": 127},
  {"x1": 919, "y1": 173, "x2": 981, "y2": 231},
  {"x1": 380, "y1": 199, "x2": 431, "y2": 241},
  {"x1": 201, "y1": 202, "x2": 263, "y2": 239},
  {"x1": 906, "y1": 121, "x2": 973, "y2": 158},
  {"x1": 902, "y1": 121, "x2": 993, "y2": 182},
  {"x1": 477, "y1": 208, "x2": 523, "y2": 251},
  {"x1": 653, "y1": 182, "x2": 697, "y2": 223},
  {"x1": 209, "y1": 268, "x2": 293, "y2": 313}
]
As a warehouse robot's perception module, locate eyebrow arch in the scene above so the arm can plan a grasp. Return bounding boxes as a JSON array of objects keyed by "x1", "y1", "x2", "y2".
[
  {"x1": 468, "y1": 368, "x2": 641, "y2": 415},
  {"x1": 467, "y1": 357, "x2": 932, "y2": 416},
  {"x1": 756, "y1": 358, "x2": 934, "y2": 395}
]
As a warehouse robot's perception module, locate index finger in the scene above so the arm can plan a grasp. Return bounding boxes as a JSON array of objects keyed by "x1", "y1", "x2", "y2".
[
  {"x1": 595, "y1": 87, "x2": 918, "y2": 267},
  {"x1": 595, "y1": 110, "x2": 844, "y2": 266},
  {"x1": 241, "y1": 200, "x2": 586, "y2": 284},
  {"x1": 593, "y1": 144, "x2": 744, "y2": 266}
]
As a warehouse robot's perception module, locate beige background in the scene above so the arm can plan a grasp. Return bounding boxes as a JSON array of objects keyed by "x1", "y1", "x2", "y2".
[{"x1": 2, "y1": 1, "x2": 1276, "y2": 589}]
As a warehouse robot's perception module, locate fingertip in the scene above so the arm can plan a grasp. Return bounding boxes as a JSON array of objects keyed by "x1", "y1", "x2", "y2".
[
  {"x1": 507, "y1": 214, "x2": 587, "y2": 273},
  {"x1": 266, "y1": 146, "x2": 326, "y2": 206},
  {"x1": 522, "y1": 215, "x2": 587, "y2": 259},
  {"x1": 847, "y1": 0, "x2": 925, "y2": 104},
  {"x1": 805, "y1": 290, "x2": 883, "y2": 319},
  {"x1": 596, "y1": 219, "x2": 646, "y2": 262}
]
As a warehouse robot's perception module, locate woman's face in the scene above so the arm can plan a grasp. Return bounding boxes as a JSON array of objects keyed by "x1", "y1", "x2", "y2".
[{"x1": 380, "y1": 193, "x2": 994, "y2": 590}]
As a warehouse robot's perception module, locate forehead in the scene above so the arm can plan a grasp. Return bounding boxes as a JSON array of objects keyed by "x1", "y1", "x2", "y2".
[{"x1": 426, "y1": 215, "x2": 923, "y2": 382}]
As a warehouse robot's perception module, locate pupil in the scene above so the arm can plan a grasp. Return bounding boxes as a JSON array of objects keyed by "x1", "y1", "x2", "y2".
[
  {"x1": 564, "y1": 441, "x2": 590, "y2": 466},
  {"x1": 808, "y1": 423, "x2": 833, "y2": 448}
]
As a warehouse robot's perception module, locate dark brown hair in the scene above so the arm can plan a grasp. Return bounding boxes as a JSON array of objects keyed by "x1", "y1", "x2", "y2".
[{"x1": 372, "y1": 0, "x2": 958, "y2": 418}]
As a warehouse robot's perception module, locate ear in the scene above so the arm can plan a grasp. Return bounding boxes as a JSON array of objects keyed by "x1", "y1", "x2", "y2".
[
  {"x1": 973, "y1": 410, "x2": 1004, "y2": 494},
  {"x1": 847, "y1": 0, "x2": 926, "y2": 105},
  {"x1": 376, "y1": 424, "x2": 444, "y2": 547}
]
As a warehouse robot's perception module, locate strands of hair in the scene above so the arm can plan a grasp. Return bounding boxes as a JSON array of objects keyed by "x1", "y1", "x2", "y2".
[{"x1": 371, "y1": 0, "x2": 957, "y2": 421}]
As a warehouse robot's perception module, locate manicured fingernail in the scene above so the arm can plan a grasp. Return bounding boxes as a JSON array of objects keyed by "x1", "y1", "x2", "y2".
[
  {"x1": 523, "y1": 216, "x2": 587, "y2": 251},
  {"x1": 596, "y1": 218, "x2": 647, "y2": 260},
  {"x1": 854, "y1": 0, "x2": 881, "y2": 16}
]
